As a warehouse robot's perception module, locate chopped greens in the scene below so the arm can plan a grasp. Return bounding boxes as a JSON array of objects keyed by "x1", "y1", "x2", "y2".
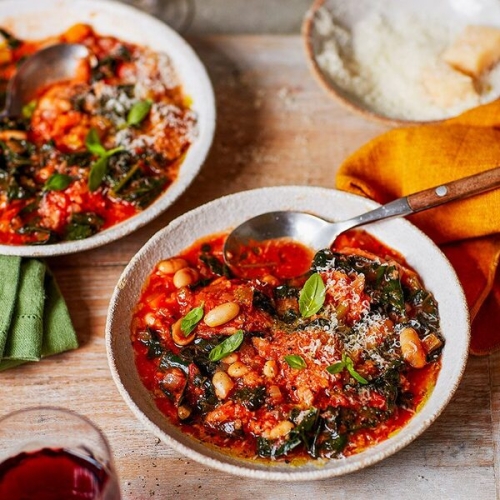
[{"x1": 64, "y1": 213, "x2": 104, "y2": 241}]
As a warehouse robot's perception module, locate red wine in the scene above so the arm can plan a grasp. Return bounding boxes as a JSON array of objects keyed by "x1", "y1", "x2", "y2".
[{"x1": 0, "y1": 447, "x2": 112, "y2": 499}]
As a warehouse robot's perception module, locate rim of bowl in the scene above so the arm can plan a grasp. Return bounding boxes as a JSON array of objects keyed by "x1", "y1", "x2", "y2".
[
  {"x1": 106, "y1": 185, "x2": 470, "y2": 481},
  {"x1": 301, "y1": 0, "x2": 445, "y2": 127},
  {"x1": 0, "y1": 0, "x2": 216, "y2": 257}
]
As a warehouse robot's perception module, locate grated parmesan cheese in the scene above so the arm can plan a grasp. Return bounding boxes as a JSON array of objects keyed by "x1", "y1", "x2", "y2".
[{"x1": 314, "y1": 8, "x2": 500, "y2": 121}]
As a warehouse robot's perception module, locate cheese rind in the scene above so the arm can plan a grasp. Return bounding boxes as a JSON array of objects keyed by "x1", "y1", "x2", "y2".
[
  {"x1": 443, "y1": 25, "x2": 500, "y2": 77},
  {"x1": 421, "y1": 62, "x2": 479, "y2": 108}
]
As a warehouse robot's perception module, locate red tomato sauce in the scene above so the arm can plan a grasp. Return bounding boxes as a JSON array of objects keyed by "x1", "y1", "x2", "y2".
[
  {"x1": 131, "y1": 230, "x2": 443, "y2": 463},
  {"x1": 0, "y1": 24, "x2": 195, "y2": 245}
]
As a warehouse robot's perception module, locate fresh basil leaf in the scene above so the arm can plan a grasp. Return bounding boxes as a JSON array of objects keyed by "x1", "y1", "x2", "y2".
[
  {"x1": 326, "y1": 361, "x2": 345, "y2": 375},
  {"x1": 105, "y1": 146, "x2": 125, "y2": 157},
  {"x1": 87, "y1": 144, "x2": 124, "y2": 191},
  {"x1": 127, "y1": 99, "x2": 152, "y2": 126},
  {"x1": 299, "y1": 273, "x2": 325, "y2": 318},
  {"x1": 208, "y1": 330, "x2": 245, "y2": 362},
  {"x1": 44, "y1": 173, "x2": 72, "y2": 192},
  {"x1": 284, "y1": 354, "x2": 306, "y2": 370},
  {"x1": 181, "y1": 304, "x2": 204, "y2": 336},
  {"x1": 22, "y1": 100, "x2": 37, "y2": 119},
  {"x1": 85, "y1": 128, "x2": 107, "y2": 156},
  {"x1": 88, "y1": 156, "x2": 109, "y2": 192},
  {"x1": 344, "y1": 355, "x2": 368, "y2": 385}
]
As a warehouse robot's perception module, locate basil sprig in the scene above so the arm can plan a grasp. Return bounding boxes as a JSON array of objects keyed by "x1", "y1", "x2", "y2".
[
  {"x1": 284, "y1": 354, "x2": 306, "y2": 370},
  {"x1": 326, "y1": 361, "x2": 345, "y2": 375},
  {"x1": 44, "y1": 173, "x2": 73, "y2": 192},
  {"x1": 208, "y1": 330, "x2": 244, "y2": 362},
  {"x1": 180, "y1": 304, "x2": 204, "y2": 337},
  {"x1": 85, "y1": 128, "x2": 124, "y2": 192},
  {"x1": 22, "y1": 100, "x2": 37, "y2": 119},
  {"x1": 127, "y1": 99, "x2": 152, "y2": 127},
  {"x1": 326, "y1": 353, "x2": 368, "y2": 385},
  {"x1": 299, "y1": 273, "x2": 326, "y2": 318}
]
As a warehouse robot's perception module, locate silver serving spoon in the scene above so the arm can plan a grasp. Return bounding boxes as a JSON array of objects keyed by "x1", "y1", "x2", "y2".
[
  {"x1": 2, "y1": 43, "x2": 89, "y2": 117},
  {"x1": 224, "y1": 166, "x2": 500, "y2": 266}
]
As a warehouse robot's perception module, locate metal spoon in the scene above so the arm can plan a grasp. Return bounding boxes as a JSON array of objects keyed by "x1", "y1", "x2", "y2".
[
  {"x1": 223, "y1": 166, "x2": 500, "y2": 266},
  {"x1": 2, "y1": 43, "x2": 89, "y2": 118}
]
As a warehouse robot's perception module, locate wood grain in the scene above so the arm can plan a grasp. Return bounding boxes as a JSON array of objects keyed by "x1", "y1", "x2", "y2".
[
  {"x1": 0, "y1": 35, "x2": 496, "y2": 500},
  {"x1": 407, "y1": 166, "x2": 500, "y2": 212}
]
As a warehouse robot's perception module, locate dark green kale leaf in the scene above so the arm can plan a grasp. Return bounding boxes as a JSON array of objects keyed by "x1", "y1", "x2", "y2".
[
  {"x1": 64, "y1": 212, "x2": 104, "y2": 241},
  {"x1": 233, "y1": 386, "x2": 266, "y2": 411},
  {"x1": 257, "y1": 407, "x2": 349, "y2": 460},
  {"x1": 116, "y1": 176, "x2": 166, "y2": 209},
  {"x1": 139, "y1": 327, "x2": 165, "y2": 359}
]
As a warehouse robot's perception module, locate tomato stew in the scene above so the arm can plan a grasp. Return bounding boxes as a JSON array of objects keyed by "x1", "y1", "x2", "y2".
[
  {"x1": 131, "y1": 230, "x2": 443, "y2": 463},
  {"x1": 0, "y1": 24, "x2": 196, "y2": 245}
]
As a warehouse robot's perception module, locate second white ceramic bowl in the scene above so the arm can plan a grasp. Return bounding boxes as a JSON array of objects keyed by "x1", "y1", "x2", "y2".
[{"x1": 106, "y1": 186, "x2": 470, "y2": 481}]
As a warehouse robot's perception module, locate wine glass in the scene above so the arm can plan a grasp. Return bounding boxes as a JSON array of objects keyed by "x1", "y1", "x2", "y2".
[
  {"x1": 123, "y1": 0, "x2": 195, "y2": 32},
  {"x1": 0, "y1": 406, "x2": 121, "y2": 500}
]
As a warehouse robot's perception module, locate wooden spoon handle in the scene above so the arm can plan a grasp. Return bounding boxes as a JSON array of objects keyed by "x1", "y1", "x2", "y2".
[{"x1": 407, "y1": 166, "x2": 500, "y2": 213}]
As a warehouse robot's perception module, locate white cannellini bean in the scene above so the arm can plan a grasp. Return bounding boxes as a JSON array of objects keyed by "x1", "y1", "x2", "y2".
[
  {"x1": 212, "y1": 371, "x2": 234, "y2": 399},
  {"x1": 266, "y1": 421, "x2": 294, "y2": 440},
  {"x1": 204, "y1": 302, "x2": 240, "y2": 327},
  {"x1": 222, "y1": 353, "x2": 239, "y2": 364},
  {"x1": 173, "y1": 267, "x2": 199, "y2": 288},
  {"x1": 227, "y1": 361, "x2": 250, "y2": 378},
  {"x1": 400, "y1": 327, "x2": 426, "y2": 368},
  {"x1": 157, "y1": 257, "x2": 188, "y2": 275}
]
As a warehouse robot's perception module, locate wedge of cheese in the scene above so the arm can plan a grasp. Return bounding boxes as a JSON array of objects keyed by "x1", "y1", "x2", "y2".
[
  {"x1": 421, "y1": 61, "x2": 479, "y2": 108},
  {"x1": 443, "y1": 25, "x2": 500, "y2": 77}
]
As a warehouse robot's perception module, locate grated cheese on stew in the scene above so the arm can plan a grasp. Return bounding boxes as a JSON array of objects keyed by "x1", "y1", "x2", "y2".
[{"x1": 131, "y1": 230, "x2": 444, "y2": 463}]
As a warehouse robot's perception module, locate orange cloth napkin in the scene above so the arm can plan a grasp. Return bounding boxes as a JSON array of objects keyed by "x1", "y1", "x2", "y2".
[{"x1": 336, "y1": 100, "x2": 500, "y2": 355}]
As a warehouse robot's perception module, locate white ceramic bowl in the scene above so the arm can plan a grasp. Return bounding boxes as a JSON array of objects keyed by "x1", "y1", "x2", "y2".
[
  {"x1": 106, "y1": 186, "x2": 470, "y2": 481},
  {"x1": 302, "y1": 0, "x2": 500, "y2": 125},
  {"x1": 0, "y1": 0, "x2": 215, "y2": 256}
]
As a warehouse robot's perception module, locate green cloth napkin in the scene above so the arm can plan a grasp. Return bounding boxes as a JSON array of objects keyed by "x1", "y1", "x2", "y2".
[
  {"x1": 0, "y1": 257, "x2": 78, "y2": 371},
  {"x1": 0, "y1": 255, "x2": 21, "y2": 356}
]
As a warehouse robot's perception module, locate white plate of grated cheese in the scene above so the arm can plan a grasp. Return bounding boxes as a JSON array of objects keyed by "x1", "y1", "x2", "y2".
[
  {"x1": 0, "y1": 0, "x2": 215, "y2": 256},
  {"x1": 303, "y1": 0, "x2": 500, "y2": 123}
]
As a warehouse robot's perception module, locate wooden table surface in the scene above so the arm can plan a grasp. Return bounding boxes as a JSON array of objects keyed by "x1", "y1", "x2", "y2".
[{"x1": 1, "y1": 34, "x2": 498, "y2": 500}]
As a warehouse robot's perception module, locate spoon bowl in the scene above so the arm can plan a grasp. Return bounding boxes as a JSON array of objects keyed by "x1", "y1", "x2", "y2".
[
  {"x1": 3, "y1": 42, "x2": 88, "y2": 117},
  {"x1": 224, "y1": 166, "x2": 500, "y2": 266}
]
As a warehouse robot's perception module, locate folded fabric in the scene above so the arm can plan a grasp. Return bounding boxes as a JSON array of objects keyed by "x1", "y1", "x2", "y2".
[
  {"x1": 336, "y1": 99, "x2": 500, "y2": 355},
  {"x1": 2, "y1": 259, "x2": 46, "y2": 361},
  {"x1": 0, "y1": 255, "x2": 21, "y2": 356},
  {"x1": 0, "y1": 257, "x2": 78, "y2": 371}
]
